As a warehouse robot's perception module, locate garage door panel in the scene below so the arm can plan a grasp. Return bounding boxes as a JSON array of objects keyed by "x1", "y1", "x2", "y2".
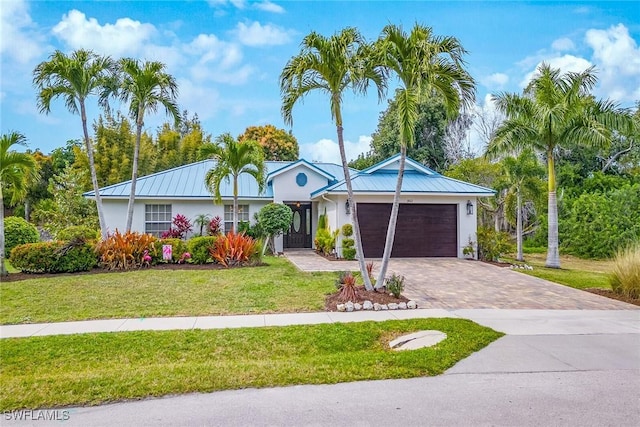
[{"x1": 357, "y1": 203, "x2": 457, "y2": 258}]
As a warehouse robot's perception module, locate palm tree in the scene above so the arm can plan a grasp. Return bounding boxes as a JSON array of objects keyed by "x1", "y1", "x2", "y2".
[
  {"x1": 200, "y1": 134, "x2": 266, "y2": 232},
  {"x1": 119, "y1": 58, "x2": 180, "y2": 232},
  {"x1": 280, "y1": 27, "x2": 384, "y2": 291},
  {"x1": 488, "y1": 63, "x2": 632, "y2": 268},
  {"x1": 1, "y1": 132, "x2": 37, "y2": 275},
  {"x1": 374, "y1": 24, "x2": 475, "y2": 288},
  {"x1": 33, "y1": 49, "x2": 118, "y2": 239},
  {"x1": 194, "y1": 213, "x2": 211, "y2": 236},
  {"x1": 501, "y1": 150, "x2": 545, "y2": 261}
]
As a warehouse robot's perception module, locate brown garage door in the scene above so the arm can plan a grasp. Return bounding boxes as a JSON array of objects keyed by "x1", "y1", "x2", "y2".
[{"x1": 357, "y1": 203, "x2": 458, "y2": 257}]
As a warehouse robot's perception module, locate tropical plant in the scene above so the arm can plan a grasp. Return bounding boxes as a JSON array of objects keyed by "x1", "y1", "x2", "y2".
[
  {"x1": 280, "y1": 27, "x2": 384, "y2": 291},
  {"x1": 314, "y1": 208, "x2": 338, "y2": 256},
  {"x1": 209, "y1": 231, "x2": 258, "y2": 267},
  {"x1": 257, "y1": 203, "x2": 293, "y2": 255},
  {"x1": 487, "y1": 64, "x2": 633, "y2": 268},
  {"x1": 610, "y1": 242, "x2": 640, "y2": 299},
  {"x1": 374, "y1": 23, "x2": 475, "y2": 288},
  {"x1": 238, "y1": 124, "x2": 299, "y2": 161},
  {"x1": 118, "y1": 58, "x2": 180, "y2": 231},
  {"x1": 200, "y1": 133, "x2": 265, "y2": 233},
  {"x1": 33, "y1": 49, "x2": 118, "y2": 239},
  {"x1": 161, "y1": 214, "x2": 193, "y2": 239},
  {"x1": 336, "y1": 271, "x2": 359, "y2": 302},
  {"x1": 1, "y1": 132, "x2": 38, "y2": 275},
  {"x1": 476, "y1": 226, "x2": 514, "y2": 262},
  {"x1": 385, "y1": 273, "x2": 405, "y2": 298},
  {"x1": 95, "y1": 230, "x2": 156, "y2": 270},
  {"x1": 193, "y1": 214, "x2": 211, "y2": 236},
  {"x1": 208, "y1": 216, "x2": 223, "y2": 235}
]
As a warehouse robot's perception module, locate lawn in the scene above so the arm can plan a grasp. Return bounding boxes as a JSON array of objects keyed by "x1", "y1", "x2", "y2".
[
  {"x1": 0, "y1": 257, "x2": 336, "y2": 325},
  {"x1": 508, "y1": 252, "x2": 613, "y2": 290},
  {"x1": 0, "y1": 318, "x2": 503, "y2": 411}
]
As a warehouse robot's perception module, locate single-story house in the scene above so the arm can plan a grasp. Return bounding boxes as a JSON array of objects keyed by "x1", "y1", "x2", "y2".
[{"x1": 86, "y1": 154, "x2": 494, "y2": 258}]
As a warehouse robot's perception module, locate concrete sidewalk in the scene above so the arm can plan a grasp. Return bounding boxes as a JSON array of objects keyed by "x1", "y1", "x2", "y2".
[{"x1": 2, "y1": 308, "x2": 639, "y2": 339}]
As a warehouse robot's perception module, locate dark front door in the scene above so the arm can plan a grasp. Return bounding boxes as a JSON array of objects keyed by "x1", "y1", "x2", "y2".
[
  {"x1": 284, "y1": 203, "x2": 312, "y2": 248},
  {"x1": 357, "y1": 203, "x2": 458, "y2": 257}
]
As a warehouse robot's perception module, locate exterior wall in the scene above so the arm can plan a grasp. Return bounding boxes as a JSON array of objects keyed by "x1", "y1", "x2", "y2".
[
  {"x1": 317, "y1": 194, "x2": 479, "y2": 259},
  {"x1": 271, "y1": 166, "x2": 329, "y2": 204}
]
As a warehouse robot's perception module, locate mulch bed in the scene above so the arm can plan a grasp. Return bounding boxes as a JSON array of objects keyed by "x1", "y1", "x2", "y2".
[
  {"x1": 325, "y1": 285, "x2": 409, "y2": 311},
  {"x1": 585, "y1": 288, "x2": 640, "y2": 307}
]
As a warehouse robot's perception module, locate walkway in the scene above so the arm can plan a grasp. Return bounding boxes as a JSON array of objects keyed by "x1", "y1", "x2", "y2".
[{"x1": 284, "y1": 251, "x2": 638, "y2": 310}]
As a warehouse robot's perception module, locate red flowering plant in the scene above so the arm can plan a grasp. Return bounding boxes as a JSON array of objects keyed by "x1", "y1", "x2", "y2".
[{"x1": 161, "y1": 214, "x2": 193, "y2": 239}]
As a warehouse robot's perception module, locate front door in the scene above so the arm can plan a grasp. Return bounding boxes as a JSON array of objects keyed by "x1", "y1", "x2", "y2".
[{"x1": 284, "y1": 203, "x2": 312, "y2": 248}]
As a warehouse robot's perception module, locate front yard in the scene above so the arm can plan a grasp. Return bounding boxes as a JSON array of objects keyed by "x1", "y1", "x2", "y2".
[{"x1": 0, "y1": 257, "x2": 335, "y2": 325}]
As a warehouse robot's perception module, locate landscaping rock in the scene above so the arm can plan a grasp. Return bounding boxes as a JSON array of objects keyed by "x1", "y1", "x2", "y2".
[
  {"x1": 388, "y1": 303, "x2": 398, "y2": 310},
  {"x1": 373, "y1": 303, "x2": 382, "y2": 311},
  {"x1": 336, "y1": 303, "x2": 346, "y2": 312},
  {"x1": 398, "y1": 302, "x2": 407, "y2": 310},
  {"x1": 345, "y1": 302, "x2": 354, "y2": 312},
  {"x1": 354, "y1": 303, "x2": 362, "y2": 311},
  {"x1": 380, "y1": 304, "x2": 388, "y2": 310},
  {"x1": 407, "y1": 300, "x2": 417, "y2": 309},
  {"x1": 363, "y1": 301, "x2": 373, "y2": 310},
  {"x1": 389, "y1": 330, "x2": 447, "y2": 351}
]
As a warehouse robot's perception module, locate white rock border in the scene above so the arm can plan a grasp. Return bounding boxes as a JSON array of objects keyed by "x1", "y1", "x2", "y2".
[{"x1": 336, "y1": 300, "x2": 418, "y2": 312}]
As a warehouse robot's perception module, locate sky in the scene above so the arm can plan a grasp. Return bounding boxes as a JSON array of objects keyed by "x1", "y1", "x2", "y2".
[{"x1": 1, "y1": 0, "x2": 639, "y2": 164}]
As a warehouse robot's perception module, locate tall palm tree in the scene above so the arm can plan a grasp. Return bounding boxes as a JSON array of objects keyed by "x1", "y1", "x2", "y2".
[
  {"x1": 200, "y1": 134, "x2": 266, "y2": 232},
  {"x1": 0, "y1": 132, "x2": 37, "y2": 275},
  {"x1": 119, "y1": 59, "x2": 180, "y2": 232},
  {"x1": 33, "y1": 49, "x2": 118, "y2": 239},
  {"x1": 280, "y1": 27, "x2": 384, "y2": 291},
  {"x1": 488, "y1": 64, "x2": 632, "y2": 268},
  {"x1": 374, "y1": 24, "x2": 475, "y2": 288}
]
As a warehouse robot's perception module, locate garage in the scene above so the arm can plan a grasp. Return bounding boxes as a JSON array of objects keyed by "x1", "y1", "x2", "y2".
[{"x1": 357, "y1": 203, "x2": 458, "y2": 258}]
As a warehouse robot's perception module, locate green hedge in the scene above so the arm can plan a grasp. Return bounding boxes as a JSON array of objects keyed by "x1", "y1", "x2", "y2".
[
  {"x1": 9, "y1": 241, "x2": 97, "y2": 273},
  {"x1": 57, "y1": 226, "x2": 99, "y2": 241},
  {"x1": 187, "y1": 236, "x2": 217, "y2": 264},
  {"x1": 4, "y1": 217, "x2": 39, "y2": 256},
  {"x1": 153, "y1": 238, "x2": 188, "y2": 263}
]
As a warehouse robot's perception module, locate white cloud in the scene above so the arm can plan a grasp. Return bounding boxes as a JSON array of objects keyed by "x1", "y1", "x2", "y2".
[
  {"x1": 186, "y1": 34, "x2": 253, "y2": 84},
  {"x1": 234, "y1": 21, "x2": 294, "y2": 46},
  {"x1": 255, "y1": 1, "x2": 285, "y2": 13},
  {"x1": 551, "y1": 37, "x2": 575, "y2": 52},
  {"x1": 176, "y1": 79, "x2": 222, "y2": 121},
  {"x1": 207, "y1": 0, "x2": 246, "y2": 8},
  {"x1": 520, "y1": 54, "x2": 593, "y2": 88},
  {"x1": 467, "y1": 94, "x2": 503, "y2": 153},
  {"x1": 0, "y1": 0, "x2": 46, "y2": 63},
  {"x1": 480, "y1": 72, "x2": 509, "y2": 89},
  {"x1": 300, "y1": 136, "x2": 372, "y2": 163},
  {"x1": 52, "y1": 10, "x2": 156, "y2": 57}
]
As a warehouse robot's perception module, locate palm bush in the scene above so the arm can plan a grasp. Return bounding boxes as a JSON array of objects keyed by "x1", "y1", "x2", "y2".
[{"x1": 610, "y1": 243, "x2": 640, "y2": 299}]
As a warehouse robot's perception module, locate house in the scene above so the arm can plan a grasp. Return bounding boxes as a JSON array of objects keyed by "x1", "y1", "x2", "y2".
[{"x1": 86, "y1": 154, "x2": 494, "y2": 258}]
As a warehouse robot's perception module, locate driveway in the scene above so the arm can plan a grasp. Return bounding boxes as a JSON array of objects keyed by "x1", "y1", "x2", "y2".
[{"x1": 284, "y1": 251, "x2": 637, "y2": 310}]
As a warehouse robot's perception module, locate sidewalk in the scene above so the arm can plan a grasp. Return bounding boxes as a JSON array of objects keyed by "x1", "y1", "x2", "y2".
[{"x1": 2, "y1": 308, "x2": 639, "y2": 339}]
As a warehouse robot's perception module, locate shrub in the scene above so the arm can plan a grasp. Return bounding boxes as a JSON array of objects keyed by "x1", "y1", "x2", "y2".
[
  {"x1": 257, "y1": 203, "x2": 293, "y2": 254},
  {"x1": 341, "y1": 238, "x2": 355, "y2": 260},
  {"x1": 336, "y1": 271, "x2": 358, "y2": 302},
  {"x1": 95, "y1": 230, "x2": 156, "y2": 270},
  {"x1": 209, "y1": 232, "x2": 258, "y2": 267},
  {"x1": 57, "y1": 225, "x2": 99, "y2": 241},
  {"x1": 4, "y1": 216, "x2": 39, "y2": 256},
  {"x1": 161, "y1": 214, "x2": 193, "y2": 239},
  {"x1": 386, "y1": 273, "x2": 405, "y2": 298},
  {"x1": 341, "y1": 223, "x2": 353, "y2": 237},
  {"x1": 477, "y1": 226, "x2": 514, "y2": 262},
  {"x1": 610, "y1": 243, "x2": 640, "y2": 299},
  {"x1": 187, "y1": 236, "x2": 217, "y2": 264},
  {"x1": 153, "y1": 238, "x2": 188, "y2": 263},
  {"x1": 208, "y1": 216, "x2": 223, "y2": 235},
  {"x1": 10, "y1": 240, "x2": 96, "y2": 273}
]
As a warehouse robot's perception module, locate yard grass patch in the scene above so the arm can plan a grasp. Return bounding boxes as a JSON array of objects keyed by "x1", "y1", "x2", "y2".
[
  {"x1": 0, "y1": 318, "x2": 502, "y2": 411},
  {"x1": 0, "y1": 257, "x2": 336, "y2": 325}
]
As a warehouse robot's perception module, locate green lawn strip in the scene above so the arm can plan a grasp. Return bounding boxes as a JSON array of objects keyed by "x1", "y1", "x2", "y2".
[
  {"x1": 0, "y1": 257, "x2": 336, "y2": 325},
  {"x1": 0, "y1": 318, "x2": 502, "y2": 411}
]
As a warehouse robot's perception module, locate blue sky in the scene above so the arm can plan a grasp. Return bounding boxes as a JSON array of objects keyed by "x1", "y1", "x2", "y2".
[{"x1": 1, "y1": 1, "x2": 639, "y2": 163}]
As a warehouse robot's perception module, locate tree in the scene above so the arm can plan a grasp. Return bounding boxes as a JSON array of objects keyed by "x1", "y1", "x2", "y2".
[
  {"x1": 200, "y1": 133, "x2": 266, "y2": 232},
  {"x1": 0, "y1": 132, "x2": 37, "y2": 275},
  {"x1": 33, "y1": 49, "x2": 118, "y2": 239},
  {"x1": 280, "y1": 27, "x2": 384, "y2": 291},
  {"x1": 119, "y1": 58, "x2": 180, "y2": 232},
  {"x1": 257, "y1": 203, "x2": 294, "y2": 255},
  {"x1": 487, "y1": 64, "x2": 632, "y2": 268},
  {"x1": 374, "y1": 23, "x2": 475, "y2": 288},
  {"x1": 238, "y1": 125, "x2": 299, "y2": 161}
]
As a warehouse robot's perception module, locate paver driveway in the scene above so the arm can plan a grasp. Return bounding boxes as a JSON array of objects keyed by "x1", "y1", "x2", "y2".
[{"x1": 284, "y1": 251, "x2": 638, "y2": 310}]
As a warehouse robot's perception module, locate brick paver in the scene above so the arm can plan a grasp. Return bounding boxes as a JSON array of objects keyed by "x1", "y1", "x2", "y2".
[{"x1": 284, "y1": 251, "x2": 638, "y2": 310}]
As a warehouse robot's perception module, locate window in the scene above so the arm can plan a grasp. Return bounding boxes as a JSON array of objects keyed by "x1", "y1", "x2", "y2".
[
  {"x1": 224, "y1": 204, "x2": 249, "y2": 232},
  {"x1": 145, "y1": 204, "x2": 172, "y2": 237}
]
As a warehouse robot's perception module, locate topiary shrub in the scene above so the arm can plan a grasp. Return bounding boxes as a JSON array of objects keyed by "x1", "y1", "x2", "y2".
[
  {"x1": 187, "y1": 236, "x2": 217, "y2": 264},
  {"x1": 154, "y1": 238, "x2": 187, "y2": 263},
  {"x1": 10, "y1": 240, "x2": 96, "y2": 273},
  {"x1": 341, "y1": 223, "x2": 353, "y2": 237},
  {"x1": 341, "y1": 223, "x2": 355, "y2": 259},
  {"x1": 610, "y1": 242, "x2": 640, "y2": 299},
  {"x1": 57, "y1": 225, "x2": 99, "y2": 242},
  {"x1": 4, "y1": 217, "x2": 39, "y2": 256}
]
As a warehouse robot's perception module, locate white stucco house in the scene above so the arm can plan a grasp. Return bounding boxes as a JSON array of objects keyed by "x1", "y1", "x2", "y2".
[{"x1": 86, "y1": 154, "x2": 494, "y2": 258}]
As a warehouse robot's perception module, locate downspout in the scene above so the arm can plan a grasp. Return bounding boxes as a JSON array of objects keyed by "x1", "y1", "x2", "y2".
[{"x1": 321, "y1": 193, "x2": 339, "y2": 256}]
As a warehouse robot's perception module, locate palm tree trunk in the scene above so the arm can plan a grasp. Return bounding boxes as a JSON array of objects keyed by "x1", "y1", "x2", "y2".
[
  {"x1": 126, "y1": 116, "x2": 143, "y2": 232},
  {"x1": 233, "y1": 175, "x2": 238, "y2": 233},
  {"x1": 81, "y1": 101, "x2": 108, "y2": 240},
  {"x1": 0, "y1": 186, "x2": 7, "y2": 276},
  {"x1": 336, "y1": 122, "x2": 373, "y2": 290},
  {"x1": 375, "y1": 145, "x2": 407, "y2": 289},
  {"x1": 516, "y1": 189, "x2": 523, "y2": 261},
  {"x1": 545, "y1": 154, "x2": 560, "y2": 268}
]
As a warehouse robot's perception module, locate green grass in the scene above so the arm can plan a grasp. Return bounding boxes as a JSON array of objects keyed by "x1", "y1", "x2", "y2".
[
  {"x1": 0, "y1": 318, "x2": 502, "y2": 411},
  {"x1": 506, "y1": 253, "x2": 613, "y2": 290},
  {"x1": 0, "y1": 257, "x2": 336, "y2": 325}
]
